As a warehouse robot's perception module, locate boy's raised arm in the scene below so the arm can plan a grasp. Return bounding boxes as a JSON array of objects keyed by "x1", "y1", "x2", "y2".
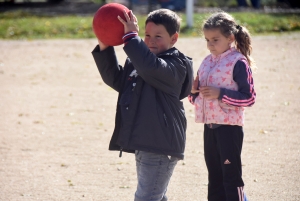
[{"x1": 92, "y1": 45, "x2": 123, "y2": 92}]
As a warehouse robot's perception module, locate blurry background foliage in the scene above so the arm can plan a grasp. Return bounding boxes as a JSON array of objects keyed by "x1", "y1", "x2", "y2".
[
  {"x1": 0, "y1": 0, "x2": 299, "y2": 39},
  {"x1": 90, "y1": 0, "x2": 288, "y2": 7}
]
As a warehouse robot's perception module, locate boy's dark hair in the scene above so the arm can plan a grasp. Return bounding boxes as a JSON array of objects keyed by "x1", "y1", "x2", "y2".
[{"x1": 145, "y1": 9, "x2": 181, "y2": 36}]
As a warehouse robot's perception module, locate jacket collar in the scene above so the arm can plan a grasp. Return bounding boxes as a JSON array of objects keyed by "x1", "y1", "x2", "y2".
[
  {"x1": 211, "y1": 47, "x2": 236, "y2": 62},
  {"x1": 157, "y1": 47, "x2": 178, "y2": 57}
]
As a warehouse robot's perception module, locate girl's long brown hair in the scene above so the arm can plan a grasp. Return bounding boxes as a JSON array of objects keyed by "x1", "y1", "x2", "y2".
[{"x1": 203, "y1": 11, "x2": 255, "y2": 68}]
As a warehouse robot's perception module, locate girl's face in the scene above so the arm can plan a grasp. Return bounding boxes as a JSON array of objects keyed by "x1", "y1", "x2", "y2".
[
  {"x1": 144, "y1": 22, "x2": 178, "y2": 55},
  {"x1": 203, "y1": 28, "x2": 235, "y2": 56}
]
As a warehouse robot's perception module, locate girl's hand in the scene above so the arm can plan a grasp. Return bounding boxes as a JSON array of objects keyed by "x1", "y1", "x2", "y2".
[
  {"x1": 191, "y1": 75, "x2": 200, "y2": 94},
  {"x1": 98, "y1": 38, "x2": 109, "y2": 51},
  {"x1": 118, "y1": 10, "x2": 139, "y2": 34},
  {"x1": 200, "y1": 86, "x2": 220, "y2": 100}
]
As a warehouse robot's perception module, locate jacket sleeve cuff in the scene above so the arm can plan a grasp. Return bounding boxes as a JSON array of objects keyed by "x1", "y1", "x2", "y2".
[
  {"x1": 122, "y1": 31, "x2": 138, "y2": 45},
  {"x1": 188, "y1": 93, "x2": 199, "y2": 105}
]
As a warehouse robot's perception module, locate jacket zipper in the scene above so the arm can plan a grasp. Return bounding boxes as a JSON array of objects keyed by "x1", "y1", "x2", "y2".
[{"x1": 132, "y1": 83, "x2": 136, "y2": 91}]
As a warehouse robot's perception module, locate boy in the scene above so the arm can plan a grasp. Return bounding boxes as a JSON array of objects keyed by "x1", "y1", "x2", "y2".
[{"x1": 92, "y1": 9, "x2": 193, "y2": 201}]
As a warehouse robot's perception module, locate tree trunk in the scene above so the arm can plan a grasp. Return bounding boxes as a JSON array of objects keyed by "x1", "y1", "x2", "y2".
[
  {"x1": 128, "y1": 0, "x2": 133, "y2": 10},
  {"x1": 148, "y1": 0, "x2": 156, "y2": 13}
]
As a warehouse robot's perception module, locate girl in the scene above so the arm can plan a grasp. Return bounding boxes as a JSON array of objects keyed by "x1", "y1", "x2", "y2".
[{"x1": 189, "y1": 12, "x2": 256, "y2": 201}]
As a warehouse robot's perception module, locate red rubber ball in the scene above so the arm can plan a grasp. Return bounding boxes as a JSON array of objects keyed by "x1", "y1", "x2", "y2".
[{"x1": 93, "y1": 3, "x2": 130, "y2": 46}]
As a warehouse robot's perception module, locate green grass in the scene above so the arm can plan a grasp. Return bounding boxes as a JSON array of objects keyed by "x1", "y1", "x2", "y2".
[
  {"x1": 0, "y1": 10, "x2": 300, "y2": 39},
  {"x1": 0, "y1": 11, "x2": 94, "y2": 39}
]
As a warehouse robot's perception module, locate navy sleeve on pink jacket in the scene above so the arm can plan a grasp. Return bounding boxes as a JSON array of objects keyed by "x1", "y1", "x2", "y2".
[{"x1": 218, "y1": 59, "x2": 256, "y2": 107}]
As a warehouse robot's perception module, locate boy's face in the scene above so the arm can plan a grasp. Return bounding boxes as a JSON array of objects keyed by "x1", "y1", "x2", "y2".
[
  {"x1": 203, "y1": 28, "x2": 234, "y2": 56},
  {"x1": 144, "y1": 22, "x2": 178, "y2": 55}
]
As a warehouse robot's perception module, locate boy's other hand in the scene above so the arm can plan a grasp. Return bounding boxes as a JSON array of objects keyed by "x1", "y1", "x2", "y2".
[
  {"x1": 98, "y1": 39, "x2": 109, "y2": 51},
  {"x1": 191, "y1": 75, "x2": 200, "y2": 94},
  {"x1": 200, "y1": 86, "x2": 220, "y2": 100},
  {"x1": 118, "y1": 10, "x2": 139, "y2": 34}
]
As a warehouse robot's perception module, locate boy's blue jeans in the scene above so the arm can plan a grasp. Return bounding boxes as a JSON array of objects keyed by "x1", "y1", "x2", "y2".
[{"x1": 134, "y1": 150, "x2": 179, "y2": 201}]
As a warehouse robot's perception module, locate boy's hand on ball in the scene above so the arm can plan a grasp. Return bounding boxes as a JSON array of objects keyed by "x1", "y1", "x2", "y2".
[
  {"x1": 200, "y1": 86, "x2": 220, "y2": 100},
  {"x1": 118, "y1": 10, "x2": 139, "y2": 34}
]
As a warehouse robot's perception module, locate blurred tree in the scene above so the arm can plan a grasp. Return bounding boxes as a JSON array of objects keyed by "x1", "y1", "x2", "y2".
[
  {"x1": 237, "y1": 0, "x2": 260, "y2": 8},
  {"x1": 128, "y1": 0, "x2": 133, "y2": 9},
  {"x1": 148, "y1": 0, "x2": 157, "y2": 12},
  {"x1": 47, "y1": 0, "x2": 64, "y2": 3},
  {"x1": 92, "y1": 0, "x2": 106, "y2": 4},
  {"x1": 285, "y1": 0, "x2": 300, "y2": 7},
  {"x1": 1, "y1": 0, "x2": 14, "y2": 4}
]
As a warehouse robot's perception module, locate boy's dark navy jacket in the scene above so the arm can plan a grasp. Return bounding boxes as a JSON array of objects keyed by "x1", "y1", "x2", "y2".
[{"x1": 92, "y1": 36, "x2": 193, "y2": 159}]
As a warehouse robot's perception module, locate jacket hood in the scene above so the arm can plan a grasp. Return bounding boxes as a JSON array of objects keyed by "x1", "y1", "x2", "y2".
[
  {"x1": 179, "y1": 53, "x2": 193, "y2": 100},
  {"x1": 158, "y1": 47, "x2": 193, "y2": 100}
]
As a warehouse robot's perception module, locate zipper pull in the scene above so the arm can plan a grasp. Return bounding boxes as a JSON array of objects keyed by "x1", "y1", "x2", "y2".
[
  {"x1": 132, "y1": 83, "x2": 136, "y2": 91},
  {"x1": 119, "y1": 148, "x2": 123, "y2": 157}
]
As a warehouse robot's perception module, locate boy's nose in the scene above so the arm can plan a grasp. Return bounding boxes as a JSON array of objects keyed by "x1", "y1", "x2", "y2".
[{"x1": 149, "y1": 38, "x2": 155, "y2": 44}]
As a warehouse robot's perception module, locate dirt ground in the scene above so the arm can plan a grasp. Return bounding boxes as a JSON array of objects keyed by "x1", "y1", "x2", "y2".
[{"x1": 0, "y1": 33, "x2": 299, "y2": 201}]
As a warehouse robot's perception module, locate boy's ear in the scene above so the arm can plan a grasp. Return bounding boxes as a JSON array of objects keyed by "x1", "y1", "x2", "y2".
[{"x1": 171, "y1": 32, "x2": 179, "y2": 45}]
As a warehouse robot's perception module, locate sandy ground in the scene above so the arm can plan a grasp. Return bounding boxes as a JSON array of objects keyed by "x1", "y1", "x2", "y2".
[{"x1": 0, "y1": 33, "x2": 299, "y2": 201}]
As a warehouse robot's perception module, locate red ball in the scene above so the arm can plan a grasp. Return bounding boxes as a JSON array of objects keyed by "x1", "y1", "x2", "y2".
[{"x1": 93, "y1": 3, "x2": 130, "y2": 46}]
